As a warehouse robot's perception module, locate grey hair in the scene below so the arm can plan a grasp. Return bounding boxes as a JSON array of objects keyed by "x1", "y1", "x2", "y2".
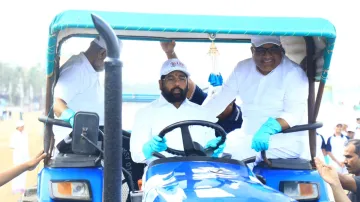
[{"x1": 345, "y1": 139, "x2": 360, "y2": 156}]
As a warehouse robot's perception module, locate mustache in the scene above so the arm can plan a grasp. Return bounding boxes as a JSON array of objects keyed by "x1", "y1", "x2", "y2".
[{"x1": 171, "y1": 87, "x2": 183, "y2": 93}]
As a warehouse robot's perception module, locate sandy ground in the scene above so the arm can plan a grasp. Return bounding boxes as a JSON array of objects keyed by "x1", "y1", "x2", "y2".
[{"x1": 0, "y1": 111, "x2": 44, "y2": 202}]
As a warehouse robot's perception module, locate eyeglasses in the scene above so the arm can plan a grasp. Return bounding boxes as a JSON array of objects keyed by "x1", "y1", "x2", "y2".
[
  {"x1": 163, "y1": 76, "x2": 187, "y2": 85},
  {"x1": 253, "y1": 46, "x2": 283, "y2": 56}
]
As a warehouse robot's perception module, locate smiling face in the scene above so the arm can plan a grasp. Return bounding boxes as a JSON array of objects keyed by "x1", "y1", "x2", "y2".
[{"x1": 251, "y1": 43, "x2": 283, "y2": 75}]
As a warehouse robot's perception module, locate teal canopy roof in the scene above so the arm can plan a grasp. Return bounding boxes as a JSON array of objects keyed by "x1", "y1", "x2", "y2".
[
  {"x1": 47, "y1": 10, "x2": 336, "y2": 83},
  {"x1": 50, "y1": 10, "x2": 336, "y2": 38}
]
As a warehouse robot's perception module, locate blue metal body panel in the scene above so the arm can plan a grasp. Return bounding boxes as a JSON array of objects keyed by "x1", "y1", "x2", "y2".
[{"x1": 143, "y1": 159, "x2": 297, "y2": 202}]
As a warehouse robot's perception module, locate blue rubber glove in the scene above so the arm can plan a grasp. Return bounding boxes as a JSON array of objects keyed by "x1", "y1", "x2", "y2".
[
  {"x1": 251, "y1": 117, "x2": 282, "y2": 152},
  {"x1": 59, "y1": 108, "x2": 76, "y2": 128},
  {"x1": 142, "y1": 136, "x2": 167, "y2": 159},
  {"x1": 205, "y1": 136, "x2": 226, "y2": 157}
]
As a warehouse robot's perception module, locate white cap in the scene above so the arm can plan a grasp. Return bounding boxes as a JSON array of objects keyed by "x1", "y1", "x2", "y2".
[
  {"x1": 348, "y1": 125, "x2": 356, "y2": 132},
  {"x1": 160, "y1": 59, "x2": 190, "y2": 77},
  {"x1": 16, "y1": 120, "x2": 24, "y2": 128},
  {"x1": 251, "y1": 36, "x2": 281, "y2": 47},
  {"x1": 92, "y1": 36, "x2": 123, "y2": 50}
]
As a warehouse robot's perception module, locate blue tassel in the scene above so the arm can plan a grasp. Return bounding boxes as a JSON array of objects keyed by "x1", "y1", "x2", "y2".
[{"x1": 208, "y1": 73, "x2": 223, "y2": 87}]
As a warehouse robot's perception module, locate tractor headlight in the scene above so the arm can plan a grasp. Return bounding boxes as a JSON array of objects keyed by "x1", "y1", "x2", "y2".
[
  {"x1": 279, "y1": 181, "x2": 319, "y2": 201},
  {"x1": 50, "y1": 181, "x2": 91, "y2": 201}
]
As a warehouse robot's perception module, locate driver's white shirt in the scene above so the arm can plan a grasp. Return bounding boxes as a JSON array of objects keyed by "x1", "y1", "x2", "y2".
[
  {"x1": 130, "y1": 95, "x2": 218, "y2": 164},
  {"x1": 203, "y1": 55, "x2": 310, "y2": 161}
]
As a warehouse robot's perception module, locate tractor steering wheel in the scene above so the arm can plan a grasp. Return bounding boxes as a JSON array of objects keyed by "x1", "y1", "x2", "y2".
[{"x1": 157, "y1": 120, "x2": 227, "y2": 157}]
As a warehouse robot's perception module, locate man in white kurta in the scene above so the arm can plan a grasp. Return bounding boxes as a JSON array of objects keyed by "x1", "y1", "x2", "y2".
[
  {"x1": 130, "y1": 59, "x2": 225, "y2": 165},
  {"x1": 202, "y1": 36, "x2": 309, "y2": 163},
  {"x1": 130, "y1": 59, "x2": 226, "y2": 190},
  {"x1": 52, "y1": 36, "x2": 122, "y2": 155}
]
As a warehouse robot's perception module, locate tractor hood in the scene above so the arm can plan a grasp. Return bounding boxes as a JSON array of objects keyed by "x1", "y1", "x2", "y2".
[{"x1": 143, "y1": 157, "x2": 296, "y2": 202}]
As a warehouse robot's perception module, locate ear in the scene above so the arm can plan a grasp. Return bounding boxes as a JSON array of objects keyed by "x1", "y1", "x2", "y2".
[
  {"x1": 250, "y1": 46, "x2": 255, "y2": 54},
  {"x1": 99, "y1": 49, "x2": 107, "y2": 59},
  {"x1": 158, "y1": 80, "x2": 163, "y2": 90}
]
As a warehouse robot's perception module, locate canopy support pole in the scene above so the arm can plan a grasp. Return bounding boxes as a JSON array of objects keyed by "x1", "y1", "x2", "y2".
[{"x1": 304, "y1": 37, "x2": 317, "y2": 165}]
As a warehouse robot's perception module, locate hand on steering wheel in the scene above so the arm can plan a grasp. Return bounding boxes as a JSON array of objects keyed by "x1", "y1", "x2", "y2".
[
  {"x1": 205, "y1": 137, "x2": 226, "y2": 157},
  {"x1": 142, "y1": 136, "x2": 167, "y2": 159},
  {"x1": 157, "y1": 120, "x2": 227, "y2": 157}
]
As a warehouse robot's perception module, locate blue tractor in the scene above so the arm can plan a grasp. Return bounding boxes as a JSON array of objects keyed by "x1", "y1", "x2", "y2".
[{"x1": 22, "y1": 10, "x2": 336, "y2": 202}]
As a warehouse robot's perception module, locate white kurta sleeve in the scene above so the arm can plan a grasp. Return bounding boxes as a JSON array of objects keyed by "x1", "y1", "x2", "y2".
[
  {"x1": 202, "y1": 64, "x2": 241, "y2": 117},
  {"x1": 54, "y1": 65, "x2": 83, "y2": 104},
  {"x1": 278, "y1": 68, "x2": 309, "y2": 127},
  {"x1": 130, "y1": 108, "x2": 153, "y2": 163}
]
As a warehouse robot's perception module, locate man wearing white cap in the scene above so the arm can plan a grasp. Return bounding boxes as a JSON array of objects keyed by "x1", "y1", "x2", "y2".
[
  {"x1": 130, "y1": 58, "x2": 226, "y2": 165},
  {"x1": 53, "y1": 36, "x2": 122, "y2": 154},
  {"x1": 199, "y1": 35, "x2": 310, "y2": 163},
  {"x1": 9, "y1": 120, "x2": 29, "y2": 193}
]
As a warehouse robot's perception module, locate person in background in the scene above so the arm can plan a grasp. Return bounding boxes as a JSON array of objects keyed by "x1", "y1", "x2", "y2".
[
  {"x1": 315, "y1": 157, "x2": 351, "y2": 202},
  {"x1": 316, "y1": 132, "x2": 327, "y2": 162},
  {"x1": 9, "y1": 120, "x2": 30, "y2": 193},
  {"x1": 316, "y1": 139, "x2": 360, "y2": 202},
  {"x1": 326, "y1": 123, "x2": 350, "y2": 174}
]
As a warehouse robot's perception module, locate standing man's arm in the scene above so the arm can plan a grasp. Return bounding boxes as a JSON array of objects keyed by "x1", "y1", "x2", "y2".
[
  {"x1": 54, "y1": 98, "x2": 71, "y2": 118},
  {"x1": 53, "y1": 66, "x2": 82, "y2": 127},
  {"x1": 201, "y1": 68, "x2": 240, "y2": 117}
]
